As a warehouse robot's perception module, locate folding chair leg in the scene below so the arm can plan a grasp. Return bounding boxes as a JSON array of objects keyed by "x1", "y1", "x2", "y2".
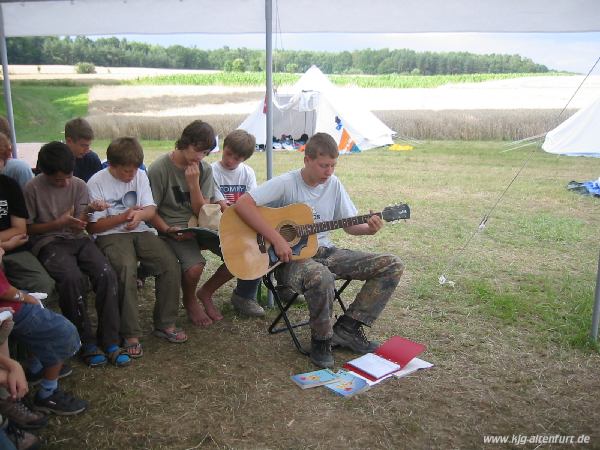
[
  {"x1": 334, "y1": 279, "x2": 351, "y2": 314},
  {"x1": 263, "y1": 273, "x2": 309, "y2": 355}
]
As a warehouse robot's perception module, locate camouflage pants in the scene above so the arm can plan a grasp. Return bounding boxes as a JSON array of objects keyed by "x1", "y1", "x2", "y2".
[{"x1": 275, "y1": 246, "x2": 404, "y2": 340}]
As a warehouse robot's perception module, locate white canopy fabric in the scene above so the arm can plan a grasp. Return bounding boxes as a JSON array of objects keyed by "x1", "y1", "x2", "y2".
[
  {"x1": 542, "y1": 96, "x2": 600, "y2": 157},
  {"x1": 2, "y1": 0, "x2": 600, "y2": 37},
  {"x1": 239, "y1": 66, "x2": 394, "y2": 151}
]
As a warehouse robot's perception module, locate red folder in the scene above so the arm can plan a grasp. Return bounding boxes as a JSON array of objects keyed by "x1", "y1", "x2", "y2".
[{"x1": 343, "y1": 336, "x2": 426, "y2": 381}]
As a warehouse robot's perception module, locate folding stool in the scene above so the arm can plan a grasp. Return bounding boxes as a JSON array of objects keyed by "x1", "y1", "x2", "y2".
[{"x1": 263, "y1": 270, "x2": 352, "y2": 355}]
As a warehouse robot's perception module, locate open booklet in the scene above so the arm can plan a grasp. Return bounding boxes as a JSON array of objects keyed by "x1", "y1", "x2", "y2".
[
  {"x1": 169, "y1": 226, "x2": 220, "y2": 243},
  {"x1": 344, "y1": 336, "x2": 426, "y2": 381},
  {"x1": 290, "y1": 368, "x2": 342, "y2": 389}
]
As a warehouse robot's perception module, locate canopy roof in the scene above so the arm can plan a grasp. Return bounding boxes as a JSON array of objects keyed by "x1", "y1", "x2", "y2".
[{"x1": 2, "y1": 0, "x2": 600, "y2": 37}]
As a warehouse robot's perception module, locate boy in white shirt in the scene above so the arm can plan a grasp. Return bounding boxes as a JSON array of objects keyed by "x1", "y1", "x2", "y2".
[
  {"x1": 87, "y1": 137, "x2": 186, "y2": 359},
  {"x1": 211, "y1": 130, "x2": 264, "y2": 317}
]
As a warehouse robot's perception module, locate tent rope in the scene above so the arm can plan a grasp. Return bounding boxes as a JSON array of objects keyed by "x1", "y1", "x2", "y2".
[{"x1": 439, "y1": 55, "x2": 600, "y2": 287}]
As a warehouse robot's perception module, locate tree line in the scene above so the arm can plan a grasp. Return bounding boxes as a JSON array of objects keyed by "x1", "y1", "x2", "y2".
[{"x1": 7, "y1": 36, "x2": 549, "y2": 75}]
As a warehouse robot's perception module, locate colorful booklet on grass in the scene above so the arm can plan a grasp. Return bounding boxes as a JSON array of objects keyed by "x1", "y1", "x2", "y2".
[
  {"x1": 344, "y1": 336, "x2": 426, "y2": 382},
  {"x1": 324, "y1": 370, "x2": 370, "y2": 397},
  {"x1": 291, "y1": 369, "x2": 342, "y2": 389}
]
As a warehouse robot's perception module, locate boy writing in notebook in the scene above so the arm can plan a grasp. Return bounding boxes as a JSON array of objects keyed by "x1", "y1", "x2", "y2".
[
  {"x1": 24, "y1": 141, "x2": 130, "y2": 368},
  {"x1": 233, "y1": 133, "x2": 404, "y2": 368},
  {"x1": 87, "y1": 137, "x2": 185, "y2": 355}
]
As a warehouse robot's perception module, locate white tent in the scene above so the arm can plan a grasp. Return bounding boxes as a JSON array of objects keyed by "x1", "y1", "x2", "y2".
[
  {"x1": 542, "y1": 96, "x2": 600, "y2": 157},
  {"x1": 239, "y1": 66, "x2": 394, "y2": 152}
]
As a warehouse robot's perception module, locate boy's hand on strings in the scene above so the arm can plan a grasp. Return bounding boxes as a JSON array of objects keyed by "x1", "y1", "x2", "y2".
[
  {"x1": 271, "y1": 235, "x2": 293, "y2": 263},
  {"x1": 366, "y1": 211, "x2": 384, "y2": 234}
]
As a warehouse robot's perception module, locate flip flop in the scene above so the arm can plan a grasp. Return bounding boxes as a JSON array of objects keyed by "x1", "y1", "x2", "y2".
[
  {"x1": 122, "y1": 341, "x2": 144, "y2": 359},
  {"x1": 152, "y1": 328, "x2": 188, "y2": 344}
]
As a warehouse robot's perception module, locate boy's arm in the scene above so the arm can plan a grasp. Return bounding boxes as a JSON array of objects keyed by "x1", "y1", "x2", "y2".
[
  {"x1": 27, "y1": 211, "x2": 85, "y2": 235},
  {"x1": 0, "y1": 216, "x2": 28, "y2": 252},
  {"x1": 88, "y1": 205, "x2": 156, "y2": 234},
  {"x1": 186, "y1": 163, "x2": 209, "y2": 215},
  {"x1": 0, "y1": 354, "x2": 28, "y2": 400},
  {"x1": 234, "y1": 194, "x2": 292, "y2": 262}
]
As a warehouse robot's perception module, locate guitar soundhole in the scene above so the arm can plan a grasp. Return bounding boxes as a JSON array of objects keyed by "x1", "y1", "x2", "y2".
[{"x1": 279, "y1": 224, "x2": 298, "y2": 243}]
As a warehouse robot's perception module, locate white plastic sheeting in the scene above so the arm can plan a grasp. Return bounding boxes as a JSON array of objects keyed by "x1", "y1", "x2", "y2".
[{"x1": 2, "y1": 0, "x2": 600, "y2": 37}]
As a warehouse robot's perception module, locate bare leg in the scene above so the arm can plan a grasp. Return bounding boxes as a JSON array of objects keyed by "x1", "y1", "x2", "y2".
[
  {"x1": 182, "y1": 264, "x2": 213, "y2": 327},
  {"x1": 195, "y1": 263, "x2": 232, "y2": 321},
  {"x1": 42, "y1": 364, "x2": 61, "y2": 381}
]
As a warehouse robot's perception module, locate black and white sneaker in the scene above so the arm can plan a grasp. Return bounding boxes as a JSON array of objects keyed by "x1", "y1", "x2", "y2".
[{"x1": 33, "y1": 389, "x2": 88, "y2": 416}]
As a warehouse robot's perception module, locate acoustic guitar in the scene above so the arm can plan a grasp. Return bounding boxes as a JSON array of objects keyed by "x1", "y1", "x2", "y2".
[{"x1": 219, "y1": 203, "x2": 410, "y2": 280}]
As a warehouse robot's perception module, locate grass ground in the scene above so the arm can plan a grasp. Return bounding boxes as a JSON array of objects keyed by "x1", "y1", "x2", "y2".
[{"x1": 36, "y1": 141, "x2": 600, "y2": 449}]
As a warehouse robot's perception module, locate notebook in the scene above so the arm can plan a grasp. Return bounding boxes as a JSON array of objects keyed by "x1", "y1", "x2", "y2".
[{"x1": 344, "y1": 336, "x2": 426, "y2": 381}]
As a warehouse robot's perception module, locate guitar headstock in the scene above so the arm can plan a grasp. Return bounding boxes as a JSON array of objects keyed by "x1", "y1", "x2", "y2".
[{"x1": 382, "y1": 204, "x2": 410, "y2": 222}]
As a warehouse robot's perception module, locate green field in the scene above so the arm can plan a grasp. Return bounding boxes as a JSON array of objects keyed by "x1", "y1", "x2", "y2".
[
  {"x1": 0, "y1": 85, "x2": 89, "y2": 141},
  {"x1": 129, "y1": 71, "x2": 554, "y2": 88}
]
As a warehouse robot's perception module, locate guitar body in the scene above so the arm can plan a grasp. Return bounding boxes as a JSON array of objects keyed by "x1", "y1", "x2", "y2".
[{"x1": 219, "y1": 204, "x2": 319, "y2": 280}]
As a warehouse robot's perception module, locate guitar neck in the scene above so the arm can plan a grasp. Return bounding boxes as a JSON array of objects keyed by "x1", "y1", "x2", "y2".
[{"x1": 296, "y1": 212, "x2": 382, "y2": 236}]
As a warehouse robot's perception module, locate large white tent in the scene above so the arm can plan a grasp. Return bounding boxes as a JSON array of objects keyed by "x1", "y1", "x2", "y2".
[
  {"x1": 542, "y1": 96, "x2": 600, "y2": 157},
  {"x1": 239, "y1": 65, "x2": 394, "y2": 151}
]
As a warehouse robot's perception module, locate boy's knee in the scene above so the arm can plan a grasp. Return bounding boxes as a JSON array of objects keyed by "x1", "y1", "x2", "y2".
[
  {"x1": 388, "y1": 255, "x2": 405, "y2": 277},
  {"x1": 184, "y1": 264, "x2": 204, "y2": 282},
  {"x1": 304, "y1": 266, "x2": 335, "y2": 291}
]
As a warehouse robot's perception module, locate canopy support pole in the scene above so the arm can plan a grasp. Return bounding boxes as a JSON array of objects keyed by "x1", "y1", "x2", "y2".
[
  {"x1": 0, "y1": 4, "x2": 17, "y2": 156},
  {"x1": 265, "y1": 0, "x2": 274, "y2": 308},
  {"x1": 591, "y1": 250, "x2": 600, "y2": 341}
]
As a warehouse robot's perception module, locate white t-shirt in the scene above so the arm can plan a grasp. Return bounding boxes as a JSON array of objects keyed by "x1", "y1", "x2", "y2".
[
  {"x1": 211, "y1": 161, "x2": 257, "y2": 204},
  {"x1": 87, "y1": 167, "x2": 156, "y2": 236},
  {"x1": 249, "y1": 169, "x2": 357, "y2": 248}
]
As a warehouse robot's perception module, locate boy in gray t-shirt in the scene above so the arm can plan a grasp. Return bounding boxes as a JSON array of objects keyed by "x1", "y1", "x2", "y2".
[{"x1": 235, "y1": 133, "x2": 405, "y2": 369}]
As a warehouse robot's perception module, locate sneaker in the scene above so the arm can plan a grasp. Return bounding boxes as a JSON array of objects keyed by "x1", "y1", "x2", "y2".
[
  {"x1": 231, "y1": 292, "x2": 265, "y2": 317},
  {"x1": 0, "y1": 399, "x2": 48, "y2": 430},
  {"x1": 310, "y1": 338, "x2": 334, "y2": 368},
  {"x1": 332, "y1": 315, "x2": 380, "y2": 354},
  {"x1": 26, "y1": 364, "x2": 73, "y2": 386},
  {"x1": 33, "y1": 389, "x2": 88, "y2": 416},
  {"x1": 5, "y1": 422, "x2": 42, "y2": 450}
]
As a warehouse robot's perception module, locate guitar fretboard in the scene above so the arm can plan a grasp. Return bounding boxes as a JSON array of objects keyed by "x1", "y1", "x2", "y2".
[{"x1": 296, "y1": 212, "x2": 382, "y2": 236}]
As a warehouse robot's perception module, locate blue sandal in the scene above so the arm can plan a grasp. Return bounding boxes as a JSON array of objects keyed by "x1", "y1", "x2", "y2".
[
  {"x1": 105, "y1": 345, "x2": 131, "y2": 368},
  {"x1": 80, "y1": 345, "x2": 107, "y2": 368}
]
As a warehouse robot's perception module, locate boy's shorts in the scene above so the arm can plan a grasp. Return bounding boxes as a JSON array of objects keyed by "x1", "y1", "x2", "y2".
[
  {"x1": 162, "y1": 236, "x2": 222, "y2": 272},
  {"x1": 11, "y1": 304, "x2": 81, "y2": 367}
]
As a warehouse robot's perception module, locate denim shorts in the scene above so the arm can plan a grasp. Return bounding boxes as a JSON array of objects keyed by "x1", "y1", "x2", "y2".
[{"x1": 11, "y1": 304, "x2": 81, "y2": 367}]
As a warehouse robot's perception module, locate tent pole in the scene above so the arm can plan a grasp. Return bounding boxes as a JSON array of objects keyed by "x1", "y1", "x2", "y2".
[
  {"x1": 591, "y1": 249, "x2": 600, "y2": 341},
  {"x1": 265, "y1": 0, "x2": 273, "y2": 180},
  {"x1": 0, "y1": 4, "x2": 17, "y2": 157},
  {"x1": 265, "y1": 0, "x2": 274, "y2": 308}
]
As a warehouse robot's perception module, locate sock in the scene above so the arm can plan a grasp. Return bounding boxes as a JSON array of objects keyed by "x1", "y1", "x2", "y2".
[
  {"x1": 27, "y1": 357, "x2": 43, "y2": 375},
  {"x1": 83, "y1": 343, "x2": 106, "y2": 366},
  {"x1": 37, "y1": 378, "x2": 58, "y2": 399},
  {"x1": 106, "y1": 344, "x2": 130, "y2": 366}
]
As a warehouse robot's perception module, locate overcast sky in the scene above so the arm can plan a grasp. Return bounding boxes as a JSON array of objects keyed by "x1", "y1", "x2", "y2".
[{"x1": 105, "y1": 32, "x2": 600, "y2": 74}]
